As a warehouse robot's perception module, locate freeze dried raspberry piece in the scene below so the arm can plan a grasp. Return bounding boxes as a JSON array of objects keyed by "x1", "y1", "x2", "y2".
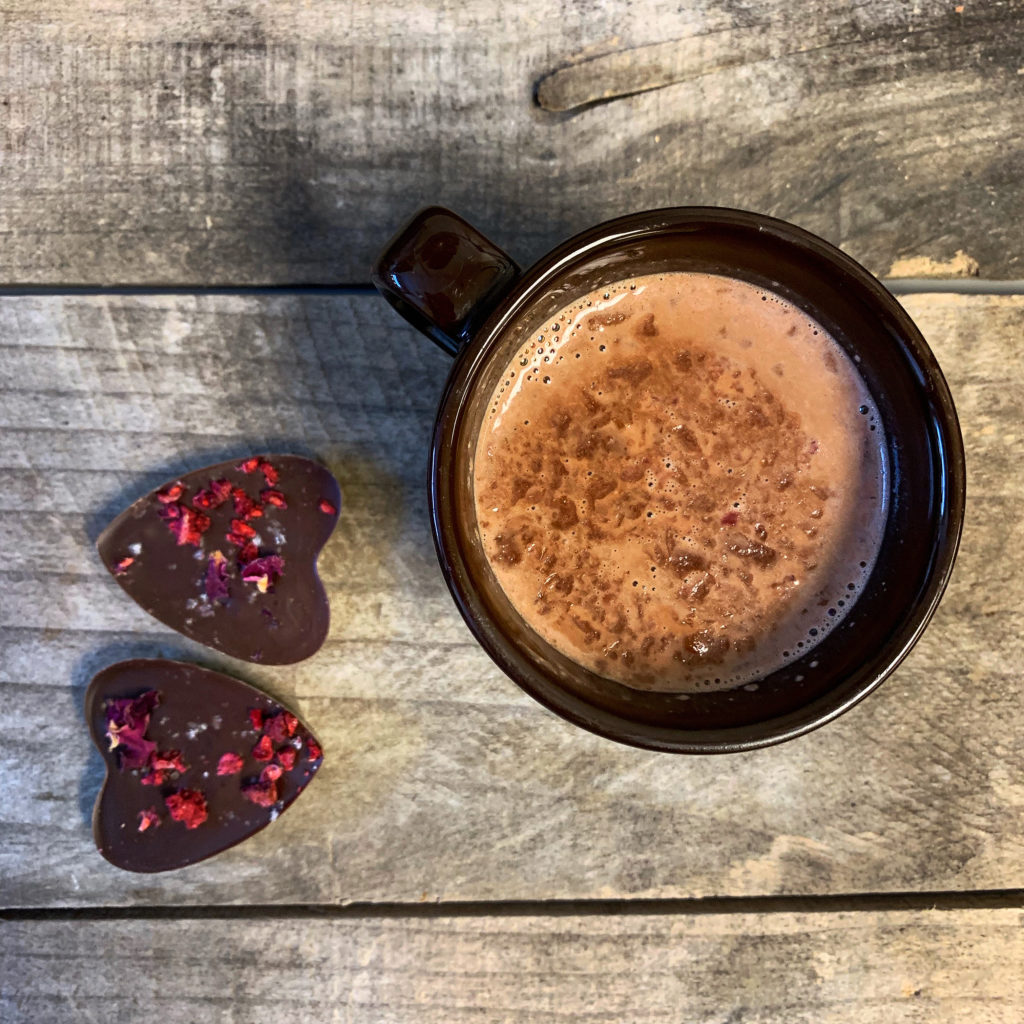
[
  {"x1": 156, "y1": 483, "x2": 183, "y2": 504},
  {"x1": 96, "y1": 455, "x2": 341, "y2": 664},
  {"x1": 216, "y1": 752, "x2": 244, "y2": 776},
  {"x1": 165, "y1": 789, "x2": 208, "y2": 829},
  {"x1": 242, "y1": 765, "x2": 282, "y2": 808},
  {"x1": 263, "y1": 711, "x2": 298, "y2": 743},
  {"x1": 252, "y1": 735, "x2": 274, "y2": 762},
  {"x1": 193, "y1": 478, "x2": 233, "y2": 510},
  {"x1": 140, "y1": 749, "x2": 188, "y2": 786},
  {"x1": 87, "y1": 660, "x2": 326, "y2": 873},
  {"x1": 261, "y1": 489, "x2": 287, "y2": 509},
  {"x1": 158, "y1": 503, "x2": 212, "y2": 546},
  {"x1": 232, "y1": 488, "x2": 263, "y2": 520}
]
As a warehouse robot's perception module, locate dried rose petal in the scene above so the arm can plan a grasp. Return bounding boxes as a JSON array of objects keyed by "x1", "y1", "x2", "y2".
[
  {"x1": 241, "y1": 555, "x2": 284, "y2": 594},
  {"x1": 105, "y1": 690, "x2": 160, "y2": 771},
  {"x1": 114, "y1": 556, "x2": 135, "y2": 575},
  {"x1": 318, "y1": 499, "x2": 336, "y2": 515},
  {"x1": 137, "y1": 808, "x2": 161, "y2": 832},
  {"x1": 156, "y1": 483, "x2": 184, "y2": 504},
  {"x1": 164, "y1": 789, "x2": 208, "y2": 829},
  {"x1": 248, "y1": 708, "x2": 264, "y2": 731},
  {"x1": 204, "y1": 550, "x2": 230, "y2": 603},
  {"x1": 261, "y1": 489, "x2": 287, "y2": 509},
  {"x1": 252, "y1": 735, "x2": 273, "y2": 761},
  {"x1": 263, "y1": 710, "x2": 298, "y2": 743},
  {"x1": 276, "y1": 747, "x2": 297, "y2": 771},
  {"x1": 216, "y1": 751, "x2": 244, "y2": 776}
]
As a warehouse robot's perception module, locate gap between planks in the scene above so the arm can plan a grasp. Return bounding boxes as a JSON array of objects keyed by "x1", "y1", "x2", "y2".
[
  {"x1": 0, "y1": 281, "x2": 1024, "y2": 297},
  {"x1": 4, "y1": 889, "x2": 1024, "y2": 921}
]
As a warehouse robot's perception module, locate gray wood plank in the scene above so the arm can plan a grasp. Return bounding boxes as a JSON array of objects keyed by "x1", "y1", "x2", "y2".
[
  {"x1": 1, "y1": 292, "x2": 1023, "y2": 908},
  {"x1": 2, "y1": 909, "x2": 1022, "y2": 1023},
  {"x1": 1, "y1": 1, "x2": 1023, "y2": 284}
]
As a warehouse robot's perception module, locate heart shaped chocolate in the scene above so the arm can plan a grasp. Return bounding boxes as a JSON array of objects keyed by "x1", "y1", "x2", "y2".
[
  {"x1": 97, "y1": 455, "x2": 340, "y2": 664},
  {"x1": 86, "y1": 659, "x2": 324, "y2": 873}
]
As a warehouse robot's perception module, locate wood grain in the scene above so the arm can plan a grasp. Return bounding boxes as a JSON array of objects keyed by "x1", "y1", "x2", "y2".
[
  {"x1": 1, "y1": 1, "x2": 1023, "y2": 284},
  {"x1": 1, "y1": 292, "x2": 1023, "y2": 908},
  {"x1": 2, "y1": 909, "x2": 1022, "y2": 1023}
]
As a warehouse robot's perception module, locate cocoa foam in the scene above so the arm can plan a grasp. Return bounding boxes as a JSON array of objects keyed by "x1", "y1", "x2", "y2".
[{"x1": 473, "y1": 272, "x2": 888, "y2": 692}]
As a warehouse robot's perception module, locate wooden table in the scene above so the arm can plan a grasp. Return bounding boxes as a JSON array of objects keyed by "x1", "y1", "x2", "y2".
[{"x1": 2, "y1": 2, "x2": 1023, "y2": 1020}]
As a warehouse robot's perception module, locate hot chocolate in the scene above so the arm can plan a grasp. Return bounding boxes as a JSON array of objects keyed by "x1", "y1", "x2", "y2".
[{"x1": 472, "y1": 272, "x2": 887, "y2": 692}]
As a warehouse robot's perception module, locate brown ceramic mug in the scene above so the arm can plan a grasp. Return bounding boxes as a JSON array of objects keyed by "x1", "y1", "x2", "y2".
[{"x1": 372, "y1": 207, "x2": 965, "y2": 753}]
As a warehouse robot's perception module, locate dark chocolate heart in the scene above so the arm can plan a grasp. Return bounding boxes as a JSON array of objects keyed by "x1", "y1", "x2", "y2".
[
  {"x1": 86, "y1": 659, "x2": 324, "y2": 873},
  {"x1": 97, "y1": 454, "x2": 340, "y2": 664}
]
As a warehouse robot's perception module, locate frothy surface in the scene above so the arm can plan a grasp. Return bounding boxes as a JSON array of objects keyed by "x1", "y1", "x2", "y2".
[{"x1": 472, "y1": 272, "x2": 887, "y2": 693}]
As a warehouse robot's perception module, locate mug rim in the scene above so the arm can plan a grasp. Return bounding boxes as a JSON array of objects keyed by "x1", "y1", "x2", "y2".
[{"x1": 428, "y1": 206, "x2": 966, "y2": 753}]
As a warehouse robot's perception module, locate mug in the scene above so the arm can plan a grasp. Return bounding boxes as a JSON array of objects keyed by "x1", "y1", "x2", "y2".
[{"x1": 372, "y1": 206, "x2": 966, "y2": 753}]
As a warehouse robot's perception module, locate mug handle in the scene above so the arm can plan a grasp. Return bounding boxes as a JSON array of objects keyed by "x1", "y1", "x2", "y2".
[{"x1": 371, "y1": 206, "x2": 522, "y2": 357}]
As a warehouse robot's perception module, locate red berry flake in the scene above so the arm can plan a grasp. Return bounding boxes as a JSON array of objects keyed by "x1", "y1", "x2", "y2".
[
  {"x1": 159, "y1": 503, "x2": 211, "y2": 546},
  {"x1": 720, "y1": 510, "x2": 739, "y2": 526},
  {"x1": 193, "y1": 478, "x2": 233, "y2": 510},
  {"x1": 305, "y1": 738, "x2": 323, "y2": 762},
  {"x1": 156, "y1": 483, "x2": 184, "y2": 504},
  {"x1": 165, "y1": 789, "x2": 208, "y2": 829},
  {"x1": 204, "y1": 550, "x2": 231, "y2": 603},
  {"x1": 241, "y1": 555, "x2": 284, "y2": 594},
  {"x1": 242, "y1": 766, "x2": 282, "y2": 808},
  {"x1": 105, "y1": 690, "x2": 160, "y2": 771},
  {"x1": 248, "y1": 708, "x2": 264, "y2": 732},
  {"x1": 263, "y1": 710, "x2": 298, "y2": 743},
  {"x1": 235, "y1": 540, "x2": 259, "y2": 564},
  {"x1": 229, "y1": 518, "x2": 257, "y2": 540},
  {"x1": 216, "y1": 751, "x2": 245, "y2": 776},
  {"x1": 239, "y1": 457, "x2": 261, "y2": 474},
  {"x1": 252, "y1": 735, "x2": 274, "y2": 761},
  {"x1": 261, "y1": 489, "x2": 287, "y2": 509},
  {"x1": 114, "y1": 556, "x2": 135, "y2": 575},
  {"x1": 232, "y1": 488, "x2": 263, "y2": 520},
  {"x1": 276, "y1": 747, "x2": 297, "y2": 771},
  {"x1": 140, "y1": 749, "x2": 189, "y2": 785},
  {"x1": 137, "y1": 808, "x2": 161, "y2": 833},
  {"x1": 258, "y1": 460, "x2": 279, "y2": 486},
  {"x1": 318, "y1": 499, "x2": 336, "y2": 515}
]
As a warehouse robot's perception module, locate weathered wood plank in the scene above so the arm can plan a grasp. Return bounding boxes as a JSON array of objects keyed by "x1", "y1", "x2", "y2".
[
  {"x1": 1, "y1": 292, "x2": 1022, "y2": 908},
  {"x1": 1, "y1": 1, "x2": 1023, "y2": 284},
  {"x1": 2, "y1": 909, "x2": 1022, "y2": 1023}
]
